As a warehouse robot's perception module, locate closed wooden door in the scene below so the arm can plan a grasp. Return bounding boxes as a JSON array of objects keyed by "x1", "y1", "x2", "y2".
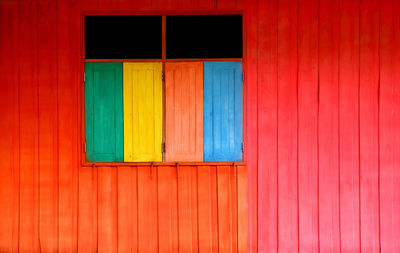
[
  {"x1": 123, "y1": 62, "x2": 163, "y2": 162},
  {"x1": 84, "y1": 62, "x2": 124, "y2": 162},
  {"x1": 165, "y1": 62, "x2": 204, "y2": 162},
  {"x1": 204, "y1": 62, "x2": 243, "y2": 162}
]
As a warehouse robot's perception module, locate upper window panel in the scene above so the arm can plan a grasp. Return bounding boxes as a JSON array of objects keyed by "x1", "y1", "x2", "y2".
[
  {"x1": 85, "y1": 16, "x2": 162, "y2": 59},
  {"x1": 166, "y1": 15, "x2": 242, "y2": 59}
]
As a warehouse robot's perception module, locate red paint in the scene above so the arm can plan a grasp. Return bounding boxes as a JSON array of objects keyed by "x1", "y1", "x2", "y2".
[{"x1": 1, "y1": 0, "x2": 400, "y2": 252}]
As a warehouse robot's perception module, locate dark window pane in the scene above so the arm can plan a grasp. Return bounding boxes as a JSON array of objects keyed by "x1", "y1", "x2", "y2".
[
  {"x1": 166, "y1": 15, "x2": 242, "y2": 59},
  {"x1": 85, "y1": 16, "x2": 162, "y2": 59}
]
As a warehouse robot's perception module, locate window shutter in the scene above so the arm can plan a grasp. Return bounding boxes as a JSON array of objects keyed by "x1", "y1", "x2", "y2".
[
  {"x1": 85, "y1": 62, "x2": 124, "y2": 162},
  {"x1": 165, "y1": 62, "x2": 204, "y2": 162},
  {"x1": 204, "y1": 62, "x2": 243, "y2": 162},
  {"x1": 123, "y1": 63, "x2": 163, "y2": 162}
]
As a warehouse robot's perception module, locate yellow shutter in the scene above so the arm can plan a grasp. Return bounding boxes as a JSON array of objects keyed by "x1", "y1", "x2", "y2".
[{"x1": 123, "y1": 62, "x2": 163, "y2": 162}]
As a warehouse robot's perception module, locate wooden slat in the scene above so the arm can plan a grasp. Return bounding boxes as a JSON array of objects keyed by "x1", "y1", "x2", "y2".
[
  {"x1": 0, "y1": 1, "x2": 19, "y2": 251},
  {"x1": 197, "y1": 166, "x2": 219, "y2": 252},
  {"x1": 257, "y1": 0, "x2": 278, "y2": 251},
  {"x1": 359, "y1": 0, "x2": 380, "y2": 251},
  {"x1": 217, "y1": 166, "x2": 238, "y2": 253},
  {"x1": 18, "y1": 0, "x2": 40, "y2": 250},
  {"x1": 98, "y1": 167, "x2": 118, "y2": 253},
  {"x1": 338, "y1": 0, "x2": 361, "y2": 251},
  {"x1": 379, "y1": 0, "x2": 400, "y2": 251},
  {"x1": 318, "y1": 0, "x2": 340, "y2": 251},
  {"x1": 158, "y1": 166, "x2": 178, "y2": 252},
  {"x1": 78, "y1": 166, "x2": 98, "y2": 252},
  {"x1": 244, "y1": 0, "x2": 258, "y2": 250},
  {"x1": 297, "y1": 0, "x2": 319, "y2": 251},
  {"x1": 37, "y1": 0, "x2": 59, "y2": 251},
  {"x1": 237, "y1": 165, "x2": 249, "y2": 252},
  {"x1": 118, "y1": 166, "x2": 138, "y2": 252},
  {"x1": 177, "y1": 166, "x2": 199, "y2": 252},
  {"x1": 57, "y1": 0, "x2": 78, "y2": 251},
  {"x1": 137, "y1": 166, "x2": 159, "y2": 252},
  {"x1": 277, "y1": 0, "x2": 298, "y2": 251}
]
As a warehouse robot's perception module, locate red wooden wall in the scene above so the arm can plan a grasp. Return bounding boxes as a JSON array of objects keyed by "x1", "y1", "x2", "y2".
[{"x1": 1, "y1": 0, "x2": 400, "y2": 252}]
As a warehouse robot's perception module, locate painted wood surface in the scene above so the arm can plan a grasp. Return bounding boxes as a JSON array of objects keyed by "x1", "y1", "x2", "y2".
[
  {"x1": 165, "y1": 62, "x2": 204, "y2": 162},
  {"x1": 1, "y1": 0, "x2": 400, "y2": 252},
  {"x1": 204, "y1": 62, "x2": 243, "y2": 162},
  {"x1": 85, "y1": 63, "x2": 123, "y2": 162},
  {"x1": 123, "y1": 62, "x2": 163, "y2": 162}
]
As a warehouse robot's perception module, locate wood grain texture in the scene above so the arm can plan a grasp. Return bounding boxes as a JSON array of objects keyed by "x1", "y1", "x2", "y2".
[
  {"x1": 379, "y1": 0, "x2": 400, "y2": 251},
  {"x1": 37, "y1": 0, "x2": 59, "y2": 251},
  {"x1": 359, "y1": 0, "x2": 380, "y2": 251},
  {"x1": 1, "y1": 0, "x2": 400, "y2": 252},
  {"x1": 123, "y1": 63, "x2": 163, "y2": 162},
  {"x1": 318, "y1": 0, "x2": 340, "y2": 251},
  {"x1": 0, "y1": 1, "x2": 19, "y2": 252},
  {"x1": 277, "y1": 0, "x2": 298, "y2": 251},
  {"x1": 338, "y1": 0, "x2": 360, "y2": 251},
  {"x1": 165, "y1": 62, "x2": 203, "y2": 162},
  {"x1": 85, "y1": 63, "x2": 124, "y2": 162},
  {"x1": 297, "y1": 0, "x2": 319, "y2": 251}
]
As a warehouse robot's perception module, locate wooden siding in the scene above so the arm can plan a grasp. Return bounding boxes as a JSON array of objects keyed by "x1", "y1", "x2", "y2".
[{"x1": 0, "y1": 0, "x2": 400, "y2": 252}]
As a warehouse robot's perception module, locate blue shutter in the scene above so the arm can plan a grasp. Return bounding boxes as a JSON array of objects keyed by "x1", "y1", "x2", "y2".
[
  {"x1": 204, "y1": 62, "x2": 243, "y2": 161},
  {"x1": 85, "y1": 62, "x2": 124, "y2": 162}
]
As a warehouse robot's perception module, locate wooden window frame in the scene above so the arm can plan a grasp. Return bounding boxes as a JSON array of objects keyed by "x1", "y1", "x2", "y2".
[{"x1": 80, "y1": 11, "x2": 246, "y2": 167}]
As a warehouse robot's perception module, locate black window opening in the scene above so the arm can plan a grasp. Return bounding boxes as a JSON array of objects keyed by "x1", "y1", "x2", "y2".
[
  {"x1": 85, "y1": 16, "x2": 162, "y2": 59},
  {"x1": 166, "y1": 15, "x2": 242, "y2": 59},
  {"x1": 85, "y1": 15, "x2": 243, "y2": 60}
]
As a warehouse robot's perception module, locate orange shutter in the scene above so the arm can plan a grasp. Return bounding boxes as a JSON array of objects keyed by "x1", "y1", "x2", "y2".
[{"x1": 165, "y1": 62, "x2": 204, "y2": 162}]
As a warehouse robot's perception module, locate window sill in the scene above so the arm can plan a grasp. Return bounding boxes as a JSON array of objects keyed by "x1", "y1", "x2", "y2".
[{"x1": 81, "y1": 161, "x2": 245, "y2": 167}]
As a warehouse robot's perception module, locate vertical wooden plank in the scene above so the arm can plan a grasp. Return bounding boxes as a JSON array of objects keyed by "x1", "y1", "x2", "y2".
[
  {"x1": 123, "y1": 63, "x2": 163, "y2": 162},
  {"x1": 197, "y1": 166, "x2": 219, "y2": 253},
  {"x1": 190, "y1": 166, "x2": 199, "y2": 253},
  {"x1": 393, "y1": 1, "x2": 400, "y2": 249},
  {"x1": 237, "y1": 165, "x2": 250, "y2": 252},
  {"x1": 359, "y1": 0, "x2": 380, "y2": 251},
  {"x1": 217, "y1": 166, "x2": 237, "y2": 253},
  {"x1": 379, "y1": 0, "x2": 400, "y2": 251},
  {"x1": 70, "y1": 0, "x2": 80, "y2": 251},
  {"x1": 78, "y1": 166, "x2": 98, "y2": 253},
  {"x1": 297, "y1": 0, "x2": 319, "y2": 251},
  {"x1": 338, "y1": 0, "x2": 361, "y2": 251},
  {"x1": 177, "y1": 166, "x2": 199, "y2": 252},
  {"x1": 37, "y1": 0, "x2": 59, "y2": 251},
  {"x1": 165, "y1": 62, "x2": 204, "y2": 162},
  {"x1": 158, "y1": 166, "x2": 178, "y2": 252},
  {"x1": 257, "y1": 0, "x2": 278, "y2": 251},
  {"x1": 97, "y1": 167, "x2": 118, "y2": 253},
  {"x1": 197, "y1": 166, "x2": 212, "y2": 253},
  {"x1": 0, "y1": 1, "x2": 20, "y2": 252},
  {"x1": 245, "y1": 0, "x2": 258, "y2": 250},
  {"x1": 17, "y1": 0, "x2": 40, "y2": 251},
  {"x1": 319, "y1": 0, "x2": 340, "y2": 251},
  {"x1": 118, "y1": 166, "x2": 138, "y2": 253},
  {"x1": 57, "y1": 0, "x2": 78, "y2": 251},
  {"x1": 85, "y1": 63, "x2": 124, "y2": 162},
  {"x1": 277, "y1": 0, "x2": 298, "y2": 251},
  {"x1": 137, "y1": 166, "x2": 158, "y2": 252}
]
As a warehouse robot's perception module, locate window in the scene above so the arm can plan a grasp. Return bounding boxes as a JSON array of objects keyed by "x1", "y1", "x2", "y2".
[{"x1": 84, "y1": 14, "x2": 243, "y2": 163}]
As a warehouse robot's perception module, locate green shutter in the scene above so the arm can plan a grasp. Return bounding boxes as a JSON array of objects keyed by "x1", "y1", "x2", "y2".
[{"x1": 85, "y1": 62, "x2": 123, "y2": 162}]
